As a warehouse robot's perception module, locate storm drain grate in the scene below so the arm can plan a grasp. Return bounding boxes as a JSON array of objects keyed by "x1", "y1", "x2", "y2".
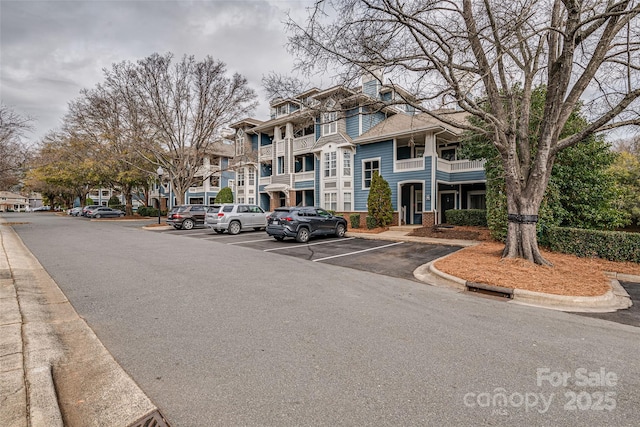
[
  {"x1": 128, "y1": 410, "x2": 170, "y2": 427},
  {"x1": 466, "y1": 282, "x2": 513, "y2": 299}
]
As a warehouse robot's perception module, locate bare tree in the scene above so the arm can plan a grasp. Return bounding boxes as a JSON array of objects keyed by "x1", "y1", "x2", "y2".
[
  {"x1": 104, "y1": 53, "x2": 258, "y2": 205},
  {"x1": 0, "y1": 104, "x2": 32, "y2": 190},
  {"x1": 286, "y1": 0, "x2": 640, "y2": 264},
  {"x1": 66, "y1": 84, "x2": 155, "y2": 215}
]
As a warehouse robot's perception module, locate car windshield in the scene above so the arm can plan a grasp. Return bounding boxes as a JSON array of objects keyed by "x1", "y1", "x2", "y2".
[
  {"x1": 207, "y1": 206, "x2": 220, "y2": 213},
  {"x1": 177, "y1": 206, "x2": 190, "y2": 212},
  {"x1": 273, "y1": 210, "x2": 293, "y2": 218}
]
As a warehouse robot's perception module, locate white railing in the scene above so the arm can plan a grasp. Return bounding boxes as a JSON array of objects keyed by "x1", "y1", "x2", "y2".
[
  {"x1": 294, "y1": 171, "x2": 315, "y2": 182},
  {"x1": 437, "y1": 158, "x2": 486, "y2": 172},
  {"x1": 259, "y1": 176, "x2": 272, "y2": 186},
  {"x1": 395, "y1": 157, "x2": 424, "y2": 171},
  {"x1": 293, "y1": 134, "x2": 315, "y2": 153},
  {"x1": 188, "y1": 186, "x2": 204, "y2": 193},
  {"x1": 260, "y1": 144, "x2": 273, "y2": 158},
  {"x1": 276, "y1": 140, "x2": 285, "y2": 155}
]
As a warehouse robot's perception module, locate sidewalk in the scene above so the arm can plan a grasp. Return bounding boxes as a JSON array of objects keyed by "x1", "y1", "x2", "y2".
[
  {"x1": 0, "y1": 218, "x2": 166, "y2": 427},
  {"x1": 348, "y1": 227, "x2": 636, "y2": 313}
]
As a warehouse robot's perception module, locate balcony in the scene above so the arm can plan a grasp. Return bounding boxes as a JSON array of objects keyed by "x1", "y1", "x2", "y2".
[
  {"x1": 260, "y1": 144, "x2": 273, "y2": 158},
  {"x1": 188, "y1": 186, "x2": 205, "y2": 193},
  {"x1": 293, "y1": 134, "x2": 315, "y2": 153},
  {"x1": 395, "y1": 157, "x2": 424, "y2": 172},
  {"x1": 437, "y1": 158, "x2": 486, "y2": 172},
  {"x1": 259, "y1": 176, "x2": 272, "y2": 186},
  {"x1": 294, "y1": 171, "x2": 315, "y2": 182}
]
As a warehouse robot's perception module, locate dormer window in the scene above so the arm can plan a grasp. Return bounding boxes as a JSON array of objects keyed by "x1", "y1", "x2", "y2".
[{"x1": 236, "y1": 129, "x2": 245, "y2": 156}]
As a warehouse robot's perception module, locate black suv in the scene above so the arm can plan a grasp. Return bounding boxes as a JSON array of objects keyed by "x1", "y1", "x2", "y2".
[
  {"x1": 166, "y1": 204, "x2": 208, "y2": 230},
  {"x1": 266, "y1": 206, "x2": 347, "y2": 243}
]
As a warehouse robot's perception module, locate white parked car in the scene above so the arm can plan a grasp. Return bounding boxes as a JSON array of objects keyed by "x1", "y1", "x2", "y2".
[{"x1": 205, "y1": 204, "x2": 267, "y2": 234}]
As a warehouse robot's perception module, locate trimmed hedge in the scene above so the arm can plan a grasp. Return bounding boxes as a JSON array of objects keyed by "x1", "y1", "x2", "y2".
[
  {"x1": 445, "y1": 209, "x2": 488, "y2": 226},
  {"x1": 545, "y1": 226, "x2": 640, "y2": 263},
  {"x1": 137, "y1": 206, "x2": 166, "y2": 217},
  {"x1": 366, "y1": 216, "x2": 377, "y2": 229},
  {"x1": 350, "y1": 213, "x2": 360, "y2": 229}
]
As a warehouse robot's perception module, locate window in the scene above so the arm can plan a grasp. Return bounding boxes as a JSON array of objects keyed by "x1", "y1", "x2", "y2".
[
  {"x1": 209, "y1": 175, "x2": 220, "y2": 187},
  {"x1": 248, "y1": 197, "x2": 255, "y2": 205},
  {"x1": 248, "y1": 168, "x2": 255, "y2": 185},
  {"x1": 236, "y1": 129, "x2": 245, "y2": 156},
  {"x1": 324, "y1": 152, "x2": 337, "y2": 177},
  {"x1": 237, "y1": 170, "x2": 245, "y2": 186},
  {"x1": 343, "y1": 151, "x2": 351, "y2": 176},
  {"x1": 322, "y1": 111, "x2": 337, "y2": 136},
  {"x1": 343, "y1": 192, "x2": 352, "y2": 211},
  {"x1": 439, "y1": 147, "x2": 456, "y2": 161},
  {"x1": 238, "y1": 197, "x2": 245, "y2": 203},
  {"x1": 277, "y1": 156, "x2": 285, "y2": 175},
  {"x1": 469, "y1": 192, "x2": 487, "y2": 210},
  {"x1": 363, "y1": 159, "x2": 380, "y2": 188},
  {"x1": 324, "y1": 192, "x2": 337, "y2": 211},
  {"x1": 415, "y1": 190, "x2": 423, "y2": 213}
]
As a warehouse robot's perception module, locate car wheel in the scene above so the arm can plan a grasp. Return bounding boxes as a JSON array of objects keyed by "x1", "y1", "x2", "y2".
[
  {"x1": 120, "y1": 213, "x2": 125, "y2": 217},
  {"x1": 215, "y1": 230, "x2": 224, "y2": 234},
  {"x1": 274, "y1": 236, "x2": 284, "y2": 241},
  {"x1": 182, "y1": 219, "x2": 194, "y2": 230},
  {"x1": 228, "y1": 221, "x2": 241, "y2": 235},
  {"x1": 335, "y1": 223, "x2": 346, "y2": 237},
  {"x1": 295, "y1": 227, "x2": 310, "y2": 243},
  {"x1": 95, "y1": 214, "x2": 101, "y2": 218}
]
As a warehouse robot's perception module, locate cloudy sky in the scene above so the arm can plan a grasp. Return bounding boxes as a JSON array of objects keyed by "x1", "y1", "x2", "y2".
[{"x1": 0, "y1": 0, "x2": 318, "y2": 142}]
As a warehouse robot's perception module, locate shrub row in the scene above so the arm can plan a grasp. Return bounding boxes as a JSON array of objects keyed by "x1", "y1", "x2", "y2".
[
  {"x1": 544, "y1": 226, "x2": 640, "y2": 263},
  {"x1": 445, "y1": 209, "x2": 488, "y2": 226},
  {"x1": 137, "y1": 206, "x2": 166, "y2": 217},
  {"x1": 350, "y1": 213, "x2": 360, "y2": 229}
]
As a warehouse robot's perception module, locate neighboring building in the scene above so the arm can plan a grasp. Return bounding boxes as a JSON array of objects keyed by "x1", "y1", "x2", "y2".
[
  {"x1": 229, "y1": 74, "x2": 486, "y2": 226},
  {"x1": 0, "y1": 191, "x2": 28, "y2": 212},
  {"x1": 150, "y1": 136, "x2": 237, "y2": 209}
]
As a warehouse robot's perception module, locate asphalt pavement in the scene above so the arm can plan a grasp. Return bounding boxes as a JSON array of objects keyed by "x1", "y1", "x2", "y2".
[{"x1": 2, "y1": 213, "x2": 640, "y2": 426}]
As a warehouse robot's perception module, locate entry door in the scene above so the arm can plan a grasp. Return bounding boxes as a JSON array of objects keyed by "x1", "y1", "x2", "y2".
[{"x1": 440, "y1": 193, "x2": 456, "y2": 223}]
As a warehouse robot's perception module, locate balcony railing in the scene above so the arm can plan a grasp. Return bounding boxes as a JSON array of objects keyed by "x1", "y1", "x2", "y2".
[
  {"x1": 259, "y1": 176, "x2": 272, "y2": 186},
  {"x1": 188, "y1": 186, "x2": 205, "y2": 193},
  {"x1": 437, "y1": 158, "x2": 486, "y2": 172},
  {"x1": 294, "y1": 171, "x2": 315, "y2": 182},
  {"x1": 260, "y1": 144, "x2": 273, "y2": 158},
  {"x1": 293, "y1": 134, "x2": 315, "y2": 153},
  {"x1": 276, "y1": 140, "x2": 285, "y2": 155},
  {"x1": 395, "y1": 157, "x2": 424, "y2": 171}
]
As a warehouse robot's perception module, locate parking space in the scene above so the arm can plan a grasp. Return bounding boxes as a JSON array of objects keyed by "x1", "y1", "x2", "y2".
[{"x1": 157, "y1": 227, "x2": 462, "y2": 282}]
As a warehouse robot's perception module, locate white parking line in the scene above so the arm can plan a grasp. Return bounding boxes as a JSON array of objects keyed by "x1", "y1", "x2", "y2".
[
  {"x1": 312, "y1": 241, "x2": 404, "y2": 262},
  {"x1": 228, "y1": 238, "x2": 274, "y2": 245},
  {"x1": 263, "y1": 237, "x2": 355, "y2": 252}
]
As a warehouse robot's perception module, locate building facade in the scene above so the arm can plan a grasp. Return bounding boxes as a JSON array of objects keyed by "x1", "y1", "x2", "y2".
[{"x1": 229, "y1": 77, "x2": 486, "y2": 226}]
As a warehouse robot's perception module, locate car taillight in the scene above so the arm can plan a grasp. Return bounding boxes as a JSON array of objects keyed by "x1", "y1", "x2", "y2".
[
  {"x1": 218, "y1": 213, "x2": 225, "y2": 217},
  {"x1": 173, "y1": 214, "x2": 182, "y2": 218},
  {"x1": 283, "y1": 216, "x2": 293, "y2": 221}
]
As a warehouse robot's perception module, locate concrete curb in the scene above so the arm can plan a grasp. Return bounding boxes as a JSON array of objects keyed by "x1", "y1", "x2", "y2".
[
  {"x1": 421, "y1": 254, "x2": 634, "y2": 313},
  {"x1": 0, "y1": 218, "x2": 166, "y2": 426}
]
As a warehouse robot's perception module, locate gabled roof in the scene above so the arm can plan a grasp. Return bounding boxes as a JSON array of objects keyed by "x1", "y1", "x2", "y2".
[
  {"x1": 230, "y1": 118, "x2": 264, "y2": 129},
  {"x1": 355, "y1": 110, "x2": 469, "y2": 144},
  {"x1": 0, "y1": 191, "x2": 26, "y2": 200}
]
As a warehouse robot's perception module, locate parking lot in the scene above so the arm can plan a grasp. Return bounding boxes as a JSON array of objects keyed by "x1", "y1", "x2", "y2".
[{"x1": 156, "y1": 226, "x2": 462, "y2": 282}]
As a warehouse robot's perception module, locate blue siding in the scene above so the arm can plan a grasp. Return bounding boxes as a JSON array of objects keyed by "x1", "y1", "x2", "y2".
[
  {"x1": 259, "y1": 185, "x2": 266, "y2": 192},
  {"x1": 354, "y1": 140, "x2": 394, "y2": 210},
  {"x1": 436, "y1": 169, "x2": 486, "y2": 183},
  {"x1": 259, "y1": 193, "x2": 270, "y2": 211},
  {"x1": 251, "y1": 134, "x2": 259, "y2": 151},
  {"x1": 425, "y1": 157, "x2": 433, "y2": 211},
  {"x1": 381, "y1": 91, "x2": 392, "y2": 102},
  {"x1": 362, "y1": 111, "x2": 386, "y2": 133},
  {"x1": 346, "y1": 108, "x2": 360, "y2": 139},
  {"x1": 315, "y1": 119, "x2": 321, "y2": 141},
  {"x1": 294, "y1": 180, "x2": 314, "y2": 189},
  {"x1": 363, "y1": 80, "x2": 379, "y2": 98}
]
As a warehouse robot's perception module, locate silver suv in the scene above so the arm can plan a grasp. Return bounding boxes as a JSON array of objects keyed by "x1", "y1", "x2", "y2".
[{"x1": 205, "y1": 204, "x2": 267, "y2": 234}]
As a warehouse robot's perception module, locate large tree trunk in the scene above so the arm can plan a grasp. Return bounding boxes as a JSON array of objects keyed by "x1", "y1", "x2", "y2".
[{"x1": 502, "y1": 160, "x2": 553, "y2": 266}]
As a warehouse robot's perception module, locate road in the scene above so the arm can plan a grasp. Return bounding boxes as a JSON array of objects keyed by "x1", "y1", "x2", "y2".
[{"x1": 7, "y1": 213, "x2": 640, "y2": 426}]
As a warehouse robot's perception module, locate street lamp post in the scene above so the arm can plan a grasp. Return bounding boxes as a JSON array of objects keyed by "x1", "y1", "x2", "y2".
[{"x1": 157, "y1": 166, "x2": 164, "y2": 224}]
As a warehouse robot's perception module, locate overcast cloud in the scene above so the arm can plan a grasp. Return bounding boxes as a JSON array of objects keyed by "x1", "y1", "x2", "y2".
[{"x1": 0, "y1": 0, "x2": 317, "y2": 142}]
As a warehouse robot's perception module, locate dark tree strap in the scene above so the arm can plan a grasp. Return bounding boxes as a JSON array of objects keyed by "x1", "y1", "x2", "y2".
[{"x1": 507, "y1": 214, "x2": 538, "y2": 224}]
